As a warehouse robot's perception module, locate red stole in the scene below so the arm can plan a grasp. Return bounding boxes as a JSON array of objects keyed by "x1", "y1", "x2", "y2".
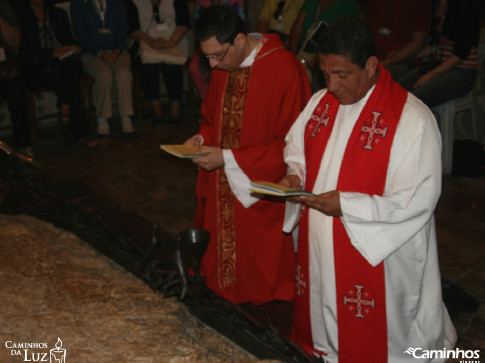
[{"x1": 292, "y1": 65, "x2": 408, "y2": 361}]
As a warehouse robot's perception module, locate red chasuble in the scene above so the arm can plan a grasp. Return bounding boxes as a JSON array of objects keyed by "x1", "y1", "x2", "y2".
[
  {"x1": 292, "y1": 65, "x2": 408, "y2": 361},
  {"x1": 195, "y1": 34, "x2": 311, "y2": 304}
]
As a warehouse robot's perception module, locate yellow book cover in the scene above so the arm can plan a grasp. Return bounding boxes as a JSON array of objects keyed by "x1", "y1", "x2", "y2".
[{"x1": 160, "y1": 145, "x2": 204, "y2": 158}]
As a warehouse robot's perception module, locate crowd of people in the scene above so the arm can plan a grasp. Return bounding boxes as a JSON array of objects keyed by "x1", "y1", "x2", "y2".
[
  {"x1": 0, "y1": 0, "x2": 480, "y2": 151},
  {"x1": 0, "y1": 0, "x2": 482, "y2": 361},
  {"x1": 0, "y1": 0, "x2": 195, "y2": 151}
]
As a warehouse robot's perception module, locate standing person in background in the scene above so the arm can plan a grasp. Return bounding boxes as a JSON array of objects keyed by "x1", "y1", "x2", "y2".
[
  {"x1": 280, "y1": 16, "x2": 456, "y2": 361},
  {"x1": 127, "y1": 0, "x2": 191, "y2": 126},
  {"x1": 257, "y1": 0, "x2": 304, "y2": 44},
  {"x1": 188, "y1": 0, "x2": 247, "y2": 101},
  {"x1": 364, "y1": 0, "x2": 432, "y2": 80},
  {"x1": 18, "y1": 0, "x2": 98, "y2": 148},
  {"x1": 0, "y1": 0, "x2": 31, "y2": 152},
  {"x1": 288, "y1": 0, "x2": 360, "y2": 91},
  {"x1": 184, "y1": 6, "x2": 311, "y2": 304},
  {"x1": 71, "y1": 0, "x2": 135, "y2": 135}
]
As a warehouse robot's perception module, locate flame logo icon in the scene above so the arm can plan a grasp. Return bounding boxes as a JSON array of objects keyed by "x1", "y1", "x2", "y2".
[
  {"x1": 404, "y1": 347, "x2": 417, "y2": 355},
  {"x1": 55, "y1": 338, "x2": 62, "y2": 350},
  {"x1": 50, "y1": 338, "x2": 66, "y2": 363}
]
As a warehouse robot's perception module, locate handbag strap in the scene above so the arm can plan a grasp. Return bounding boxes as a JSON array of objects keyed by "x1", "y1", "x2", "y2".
[
  {"x1": 145, "y1": 0, "x2": 161, "y2": 34},
  {"x1": 297, "y1": 0, "x2": 335, "y2": 58}
]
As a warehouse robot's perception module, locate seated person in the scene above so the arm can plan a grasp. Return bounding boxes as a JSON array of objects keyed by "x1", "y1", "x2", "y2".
[
  {"x1": 396, "y1": 0, "x2": 480, "y2": 109},
  {"x1": 70, "y1": 0, "x2": 135, "y2": 135},
  {"x1": 18, "y1": 0, "x2": 97, "y2": 147},
  {"x1": 364, "y1": 0, "x2": 432, "y2": 80},
  {"x1": 257, "y1": 0, "x2": 304, "y2": 44},
  {"x1": 127, "y1": 0, "x2": 190, "y2": 126},
  {"x1": 0, "y1": 0, "x2": 31, "y2": 151}
]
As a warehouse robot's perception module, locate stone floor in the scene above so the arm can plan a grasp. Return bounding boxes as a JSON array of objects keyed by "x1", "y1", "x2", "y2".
[
  {"x1": 1, "y1": 104, "x2": 484, "y2": 360},
  {"x1": 0, "y1": 214, "x2": 261, "y2": 363}
]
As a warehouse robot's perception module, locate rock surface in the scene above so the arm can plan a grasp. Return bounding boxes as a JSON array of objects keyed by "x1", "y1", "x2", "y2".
[{"x1": 0, "y1": 214, "x2": 270, "y2": 363}]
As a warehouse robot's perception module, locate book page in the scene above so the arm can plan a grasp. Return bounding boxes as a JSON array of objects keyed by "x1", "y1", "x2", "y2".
[{"x1": 249, "y1": 181, "x2": 314, "y2": 197}]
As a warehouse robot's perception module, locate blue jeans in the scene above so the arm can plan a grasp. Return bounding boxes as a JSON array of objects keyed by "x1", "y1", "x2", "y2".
[
  {"x1": 139, "y1": 62, "x2": 182, "y2": 102},
  {"x1": 396, "y1": 66, "x2": 477, "y2": 108}
]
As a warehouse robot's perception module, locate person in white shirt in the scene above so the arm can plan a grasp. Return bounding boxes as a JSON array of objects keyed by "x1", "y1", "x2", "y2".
[{"x1": 280, "y1": 16, "x2": 456, "y2": 362}]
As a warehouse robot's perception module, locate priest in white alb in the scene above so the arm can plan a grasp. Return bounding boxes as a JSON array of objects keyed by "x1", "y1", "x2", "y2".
[{"x1": 279, "y1": 16, "x2": 457, "y2": 363}]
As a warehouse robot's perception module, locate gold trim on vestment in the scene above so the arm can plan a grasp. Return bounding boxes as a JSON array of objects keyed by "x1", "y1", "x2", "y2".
[{"x1": 216, "y1": 67, "x2": 251, "y2": 290}]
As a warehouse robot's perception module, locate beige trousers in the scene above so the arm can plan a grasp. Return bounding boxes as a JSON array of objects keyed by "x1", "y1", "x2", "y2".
[{"x1": 81, "y1": 50, "x2": 134, "y2": 119}]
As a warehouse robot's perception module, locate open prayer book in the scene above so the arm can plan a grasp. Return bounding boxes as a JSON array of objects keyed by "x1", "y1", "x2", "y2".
[
  {"x1": 160, "y1": 145, "x2": 204, "y2": 158},
  {"x1": 249, "y1": 181, "x2": 314, "y2": 197}
]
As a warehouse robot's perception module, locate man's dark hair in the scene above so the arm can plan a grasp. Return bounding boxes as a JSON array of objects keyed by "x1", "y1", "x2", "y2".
[
  {"x1": 317, "y1": 16, "x2": 376, "y2": 69},
  {"x1": 195, "y1": 6, "x2": 246, "y2": 45}
]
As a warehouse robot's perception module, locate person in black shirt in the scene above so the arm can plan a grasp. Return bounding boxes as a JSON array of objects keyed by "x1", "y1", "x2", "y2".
[
  {"x1": 18, "y1": 0, "x2": 97, "y2": 147},
  {"x1": 396, "y1": 0, "x2": 480, "y2": 108},
  {"x1": 0, "y1": 0, "x2": 31, "y2": 150}
]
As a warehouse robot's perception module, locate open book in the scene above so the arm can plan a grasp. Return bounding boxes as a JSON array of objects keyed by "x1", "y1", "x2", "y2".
[
  {"x1": 160, "y1": 145, "x2": 204, "y2": 158},
  {"x1": 249, "y1": 181, "x2": 314, "y2": 197}
]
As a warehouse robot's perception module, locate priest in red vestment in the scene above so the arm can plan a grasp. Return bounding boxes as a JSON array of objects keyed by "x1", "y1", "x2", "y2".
[{"x1": 184, "y1": 6, "x2": 311, "y2": 304}]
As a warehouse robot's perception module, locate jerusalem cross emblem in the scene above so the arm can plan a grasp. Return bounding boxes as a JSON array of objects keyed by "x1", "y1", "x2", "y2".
[
  {"x1": 360, "y1": 111, "x2": 387, "y2": 150},
  {"x1": 310, "y1": 103, "x2": 330, "y2": 137},
  {"x1": 343, "y1": 285, "x2": 375, "y2": 318},
  {"x1": 295, "y1": 265, "x2": 307, "y2": 296}
]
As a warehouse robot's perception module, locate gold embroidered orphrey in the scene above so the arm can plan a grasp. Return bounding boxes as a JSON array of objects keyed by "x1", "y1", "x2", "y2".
[{"x1": 216, "y1": 67, "x2": 251, "y2": 290}]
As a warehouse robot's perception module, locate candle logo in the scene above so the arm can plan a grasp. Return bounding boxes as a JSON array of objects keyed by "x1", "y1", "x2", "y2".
[{"x1": 49, "y1": 338, "x2": 67, "y2": 363}]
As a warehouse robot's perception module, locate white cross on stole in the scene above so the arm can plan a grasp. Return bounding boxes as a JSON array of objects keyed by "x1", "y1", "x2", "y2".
[
  {"x1": 343, "y1": 284, "x2": 375, "y2": 318},
  {"x1": 295, "y1": 265, "x2": 307, "y2": 296},
  {"x1": 361, "y1": 111, "x2": 387, "y2": 150},
  {"x1": 310, "y1": 103, "x2": 330, "y2": 137}
]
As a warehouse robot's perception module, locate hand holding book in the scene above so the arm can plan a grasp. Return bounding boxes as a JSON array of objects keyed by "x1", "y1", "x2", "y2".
[
  {"x1": 251, "y1": 178, "x2": 342, "y2": 216},
  {"x1": 162, "y1": 138, "x2": 225, "y2": 172},
  {"x1": 160, "y1": 144, "x2": 204, "y2": 158},
  {"x1": 249, "y1": 181, "x2": 314, "y2": 197}
]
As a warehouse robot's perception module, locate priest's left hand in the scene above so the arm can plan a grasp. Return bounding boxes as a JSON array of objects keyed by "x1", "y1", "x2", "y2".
[
  {"x1": 192, "y1": 146, "x2": 224, "y2": 171},
  {"x1": 296, "y1": 190, "x2": 342, "y2": 217}
]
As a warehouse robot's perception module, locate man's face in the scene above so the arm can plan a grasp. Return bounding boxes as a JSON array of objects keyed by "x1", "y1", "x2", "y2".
[
  {"x1": 318, "y1": 53, "x2": 377, "y2": 105},
  {"x1": 200, "y1": 36, "x2": 242, "y2": 72}
]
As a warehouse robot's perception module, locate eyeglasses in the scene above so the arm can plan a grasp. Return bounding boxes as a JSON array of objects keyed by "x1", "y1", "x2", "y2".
[
  {"x1": 273, "y1": 0, "x2": 285, "y2": 20},
  {"x1": 206, "y1": 42, "x2": 232, "y2": 62},
  {"x1": 153, "y1": 4, "x2": 163, "y2": 24}
]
